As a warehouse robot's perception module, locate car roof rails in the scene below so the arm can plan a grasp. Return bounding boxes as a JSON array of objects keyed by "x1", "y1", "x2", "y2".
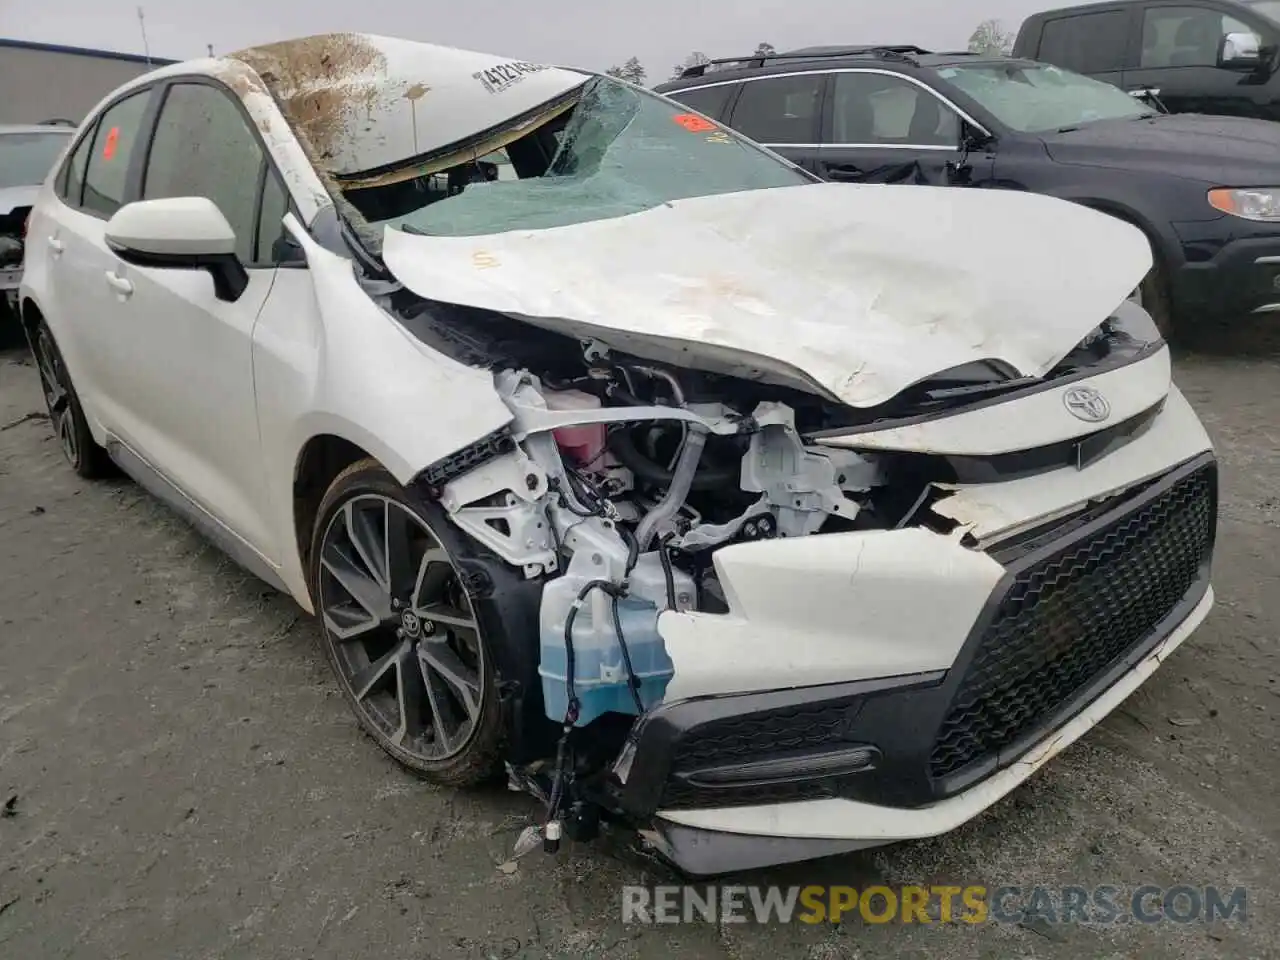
[{"x1": 680, "y1": 45, "x2": 933, "y2": 78}]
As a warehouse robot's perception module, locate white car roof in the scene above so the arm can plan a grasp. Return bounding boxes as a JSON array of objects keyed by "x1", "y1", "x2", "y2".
[{"x1": 192, "y1": 34, "x2": 586, "y2": 181}]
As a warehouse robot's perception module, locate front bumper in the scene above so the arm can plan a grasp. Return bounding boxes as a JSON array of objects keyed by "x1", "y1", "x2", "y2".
[
  {"x1": 1170, "y1": 220, "x2": 1280, "y2": 319},
  {"x1": 641, "y1": 586, "x2": 1214, "y2": 876},
  {"x1": 612, "y1": 452, "x2": 1217, "y2": 874}
]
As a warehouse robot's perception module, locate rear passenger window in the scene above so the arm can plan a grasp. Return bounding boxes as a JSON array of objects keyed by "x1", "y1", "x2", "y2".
[
  {"x1": 56, "y1": 123, "x2": 96, "y2": 206},
  {"x1": 728, "y1": 74, "x2": 824, "y2": 143},
  {"x1": 80, "y1": 91, "x2": 152, "y2": 217},
  {"x1": 668, "y1": 84, "x2": 738, "y2": 121},
  {"x1": 830, "y1": 73, "x2": 960, "y2": 146},
  {"x1": 1038, "y1": 11, "x2": 1130, "y2": 73},
  {"x1": 142, "y1": 83, "x2": 267, "y2": 266}
]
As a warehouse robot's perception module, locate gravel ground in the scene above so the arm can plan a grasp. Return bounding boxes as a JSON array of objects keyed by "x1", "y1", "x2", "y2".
[{"x1": 1, "y1": 328, "x2": 1278, "y2": 960}]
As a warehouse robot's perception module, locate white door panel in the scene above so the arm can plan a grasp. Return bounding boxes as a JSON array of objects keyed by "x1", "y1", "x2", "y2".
[
  {"x1": 107, "y1": 260, "x2": 278, "y2": 560},
  {"x1": 43, "y1": 204, "x2": 125, "y2": 435}
]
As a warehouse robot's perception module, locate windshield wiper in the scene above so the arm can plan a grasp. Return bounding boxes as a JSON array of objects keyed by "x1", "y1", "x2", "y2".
[{"x1": 923, "y1": 375, "x2": 1041, "y2": 402}]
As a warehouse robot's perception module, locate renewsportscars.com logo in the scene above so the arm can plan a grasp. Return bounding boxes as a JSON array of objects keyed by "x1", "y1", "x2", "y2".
[{"x1": 621, "y1": 884, "x2": 1248, "y2": 926}]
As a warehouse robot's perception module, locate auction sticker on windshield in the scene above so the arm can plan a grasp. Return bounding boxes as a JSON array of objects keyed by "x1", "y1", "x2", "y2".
[{"x1": 673, "y1": 113, "x2": 718, "y2": 132}]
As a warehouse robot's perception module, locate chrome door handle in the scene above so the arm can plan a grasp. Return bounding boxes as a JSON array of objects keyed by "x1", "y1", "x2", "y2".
[
  {"x1": 104, "y1": 270, "x2": 133, "y2": 298},
  {"x1": 46, "y1": 236, "x2": 64, "y2": 255}
]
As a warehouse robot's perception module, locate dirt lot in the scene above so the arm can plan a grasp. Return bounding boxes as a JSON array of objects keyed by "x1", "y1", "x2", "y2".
[{"x1": 2, "y1": 330, "x2": 1279, "y2": 960}]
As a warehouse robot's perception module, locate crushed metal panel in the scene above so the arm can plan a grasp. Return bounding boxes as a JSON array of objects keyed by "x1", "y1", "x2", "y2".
[
  {"x1": 229, "y1": 34, "x2": 587, "y2": 179},
  {"x1": 383, "y1": 182, "x2": 1153, "y2": 409},
  {"x1": 929, "y1": 387, "x2": 1212, "y2": 543}
]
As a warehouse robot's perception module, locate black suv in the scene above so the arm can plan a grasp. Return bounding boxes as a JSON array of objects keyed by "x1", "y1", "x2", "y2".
[
  {"x1": 1014, "y1": 0, "x2": 1280, "y2": 120},
  {"x1": 655, "y1": 46, "x2": 1280, "y2": 335}
]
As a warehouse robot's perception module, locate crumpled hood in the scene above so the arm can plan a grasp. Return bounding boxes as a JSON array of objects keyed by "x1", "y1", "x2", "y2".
[
  {"x1": 382, "y1": 181, "x2": 1151, "y2": 408},
  {"x1": 0, "y1": 186, "x2": 39, "y2": 220}
]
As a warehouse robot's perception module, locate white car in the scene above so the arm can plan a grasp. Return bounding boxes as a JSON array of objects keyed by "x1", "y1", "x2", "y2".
[
  {"x1": 1, "y1": 123, "x2": 75, "y2": 313},
  {"x1": 18, "y1": 33, "x2": 1217, "y2": 875}
]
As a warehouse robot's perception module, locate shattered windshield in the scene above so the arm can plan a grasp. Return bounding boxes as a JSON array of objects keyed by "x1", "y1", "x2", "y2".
[
  {"x1": 0, "y1": 131, "x2": 72, "y2": 189},
  {"x1": 938, "y1": 62, "x2": 1151, "y2": 133},
  {"x1": 344, "y1": 76, "x2": 809, "y2": 242}
]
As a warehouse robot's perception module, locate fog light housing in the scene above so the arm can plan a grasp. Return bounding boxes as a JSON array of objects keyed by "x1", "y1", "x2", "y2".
[{"x1": 682, "y1": 743, "x2": 882, "y2": 788}]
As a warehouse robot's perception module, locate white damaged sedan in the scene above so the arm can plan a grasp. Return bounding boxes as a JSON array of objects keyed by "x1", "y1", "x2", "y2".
[{"x1": 18, "y1": 34, "x2": 1217, "y2": 875}]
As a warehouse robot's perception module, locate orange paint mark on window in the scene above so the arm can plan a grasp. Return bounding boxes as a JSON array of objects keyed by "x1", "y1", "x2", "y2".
[
  {"x1": 102, "y1": 126, "x2": 120, "y2": 160},
  {"x1": 672, "y1": 113, "x2": 716, "y2": 132}
]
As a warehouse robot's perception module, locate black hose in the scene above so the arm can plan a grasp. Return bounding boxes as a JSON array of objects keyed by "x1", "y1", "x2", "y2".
[
  {"x1": 605, "y1": 383, "x2": 647, "y2": 407},
  {"x1": 607, "y1": 428, "x2": 737, "y2": 491},
  {"x1": 611, "y1": 594, "x2": 645, "y2": 713},
  {"x1": 563, "y1": 579, "x2": 615, "y2": 721},
  {"x1": 548, "y1": 477, "x2": 600, "y2": 519},
  {"x1": 619, "y1": 525, "x2": 640, "y2": 577},
  {"x1": 658, "y1": 535, "x2": 678, "y2": 610},
  {"x1": 564, "y1": 578, "x2": 646, "y2": 718}
]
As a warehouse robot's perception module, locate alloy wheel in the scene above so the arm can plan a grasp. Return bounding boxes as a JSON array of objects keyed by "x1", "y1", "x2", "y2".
[
  {"x1": 317, "y1": 494, "x2": 485, "y2": 761},
  {"x1": 33, "y1": 331, "x2": 79, "y2": 467}
]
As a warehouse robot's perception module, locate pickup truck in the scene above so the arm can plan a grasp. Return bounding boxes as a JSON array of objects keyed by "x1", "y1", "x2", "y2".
[{"x1": 1013, "y1": 0, "x2": 1280, "y2": 120}]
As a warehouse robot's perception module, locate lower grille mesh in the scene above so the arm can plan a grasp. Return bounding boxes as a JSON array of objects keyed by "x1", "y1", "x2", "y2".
[{"x1": 929, "y1": 462, "x2": 1216, "y2": 781}]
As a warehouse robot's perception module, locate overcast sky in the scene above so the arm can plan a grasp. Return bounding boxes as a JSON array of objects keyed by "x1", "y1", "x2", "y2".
[{"x1": 2, "y1": 0, "x2": 1059, "y2": 78}]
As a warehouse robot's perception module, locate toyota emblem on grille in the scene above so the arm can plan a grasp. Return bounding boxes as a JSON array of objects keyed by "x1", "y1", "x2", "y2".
[{"x1": 1063, "y1": 385, "x2": 1111, "y2": 423}]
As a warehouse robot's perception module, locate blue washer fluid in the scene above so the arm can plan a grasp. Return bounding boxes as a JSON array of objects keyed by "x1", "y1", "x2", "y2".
[{"x1": 538, "y1": 580, "x2": 674, "y2": 727}]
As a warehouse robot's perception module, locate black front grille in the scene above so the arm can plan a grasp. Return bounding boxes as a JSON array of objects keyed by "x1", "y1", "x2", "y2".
[{"x1": 929, "y1": 460, "x2": 1216, "y2": 781}]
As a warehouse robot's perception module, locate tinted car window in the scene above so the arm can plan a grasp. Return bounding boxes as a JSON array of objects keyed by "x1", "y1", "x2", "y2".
[
  {"x1": 667, "y1": 83, "x2": 738, "y2": 121},
  {"x1": 830, "y1": 72, "x2": 960, "y2": 146},
  {"x1": 81, "y1": 91, "x2": 151, "y2": 217},
  {"x1": 1141, "y1": 6, "x2": 1257, "y2": 66},
  {"x1": 1038, "y1": 11, "x2": 1130, "y2": 73},
  {"x1": 728, "y1": 74, "x2": 824, "y2": 143},
  {"x1": 56, "y1": 125, "x2": 95, "y2": 204},
  {"x1": 255, "y1": 168, "x2": 291, "y2": 262},
  {"x1": 143, "y1": 83, "x2": 266, "y2": 265},
  {"x1": 0, "y1": 131, "x2": 72, "y2": 190}
]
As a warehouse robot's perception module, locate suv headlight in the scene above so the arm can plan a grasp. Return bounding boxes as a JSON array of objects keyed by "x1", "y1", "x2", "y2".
[{"x1": 1208, "y1": 187, "x2": 1280, "y2": 221}]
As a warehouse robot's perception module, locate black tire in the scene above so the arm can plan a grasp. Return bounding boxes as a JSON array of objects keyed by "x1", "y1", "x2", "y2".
[
  {"x1": 30, "y1": 319, "x2": 115, "y2": 479},
  {"x1": 1134, "y1": 255, "x2": 1176, "y2": 343},
  {"x1": 308, "y1": 458, "x2": 504, "y2": 786}
]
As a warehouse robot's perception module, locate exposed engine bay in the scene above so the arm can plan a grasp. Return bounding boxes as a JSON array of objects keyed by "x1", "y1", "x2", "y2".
[
  {"x1": 399, "y1": 304, "x2": 1165, "y2": 856},
  {"x1": 451, "y1": 354, "x2": 890, "y2": 722}
]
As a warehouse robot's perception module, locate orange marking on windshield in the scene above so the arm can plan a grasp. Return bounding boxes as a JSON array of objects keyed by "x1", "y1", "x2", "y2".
[{"x1": 672, "y1": 113, "x2": 717, "y2": 132}]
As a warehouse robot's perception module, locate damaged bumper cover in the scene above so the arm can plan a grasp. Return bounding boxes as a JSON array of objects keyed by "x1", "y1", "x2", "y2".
[
  {"x1": 638, "y1": 584, "x2": 1214, "y2": 876},
  {"x1": 606, "y1": 395, "x2": 1217, "y2": 874}
]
